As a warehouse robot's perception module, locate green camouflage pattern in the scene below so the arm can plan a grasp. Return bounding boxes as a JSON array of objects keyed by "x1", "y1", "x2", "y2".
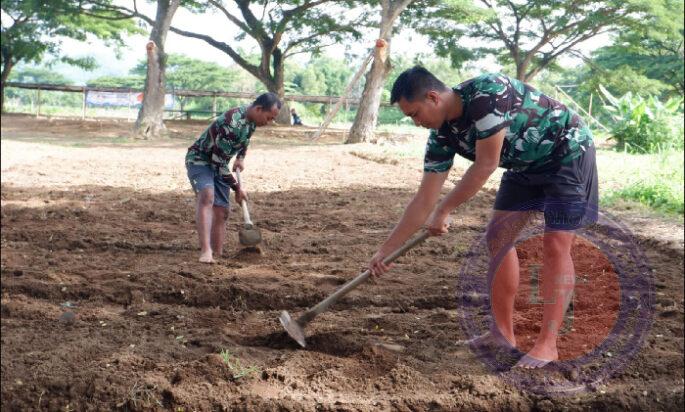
[
  {"x1": 185, "y1": 105, "x2": 255, "y2": 189},
  {"x1": 424, "y1": 73, "x2": 594, "y2": 173}
]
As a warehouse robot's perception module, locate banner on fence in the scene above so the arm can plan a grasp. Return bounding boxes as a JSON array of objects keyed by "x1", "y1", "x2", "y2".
[{"x1": 86, "y1": 91, "x2": 174, "y2": 109}]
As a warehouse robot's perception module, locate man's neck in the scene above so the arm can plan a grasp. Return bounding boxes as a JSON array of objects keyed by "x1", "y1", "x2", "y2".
[
  {"x1": 444, "y1": 90, "x2": 463, "y2": 122},
  {"x1": 245, "y1": 104, "x2": 255, "y2": 122}
]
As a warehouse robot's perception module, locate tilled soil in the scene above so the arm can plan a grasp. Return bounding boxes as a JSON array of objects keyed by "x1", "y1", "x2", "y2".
[{"x1": 1, "y1": 115, "x2": 683, "y2": 411}]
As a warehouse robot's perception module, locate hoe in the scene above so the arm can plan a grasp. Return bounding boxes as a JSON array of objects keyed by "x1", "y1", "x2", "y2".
[
  {"x1": 235, "y1": 170, "x2": 262, "y2": 247},
  {"x1": 280, "y1": 230, "x2": 429, "y2": 347}
]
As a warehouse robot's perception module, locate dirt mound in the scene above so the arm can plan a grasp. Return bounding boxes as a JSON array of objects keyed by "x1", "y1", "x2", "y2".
[{"x1": 1, "y1": 115, "x2": 683, "y2": 410}]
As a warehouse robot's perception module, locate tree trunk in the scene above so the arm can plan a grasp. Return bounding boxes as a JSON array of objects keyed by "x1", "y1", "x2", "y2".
[
  {"x1": 1, "y1": 55, "x2": 14, "y2": 114},
  {"x1": 516, "y1": 62, "x2": 526, "y2": 82},
  {"x1": 275, "y1": 99, "x2": 291, "y2": 124},
  {"x1": 346, "y1": 41, "x2": 391, "y2": 143},
  {"x1": 346, "y1": 0, "x2": 412, "y2": 144},
  {"x1": 135, "y1": 0, "x2": 180, "y2": 139},
  {"x1": 272, "y1": 49, "x2": 291, "y2": 125}
]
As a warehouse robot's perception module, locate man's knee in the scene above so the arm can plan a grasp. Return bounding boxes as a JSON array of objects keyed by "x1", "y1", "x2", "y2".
[
  {"x1": 486, "y1": 224, "x2": 516, "y2": 256},
  {"x1": 197, "y1": 188, "x2": 214, "y2": 207},
  {"x1": 213, "y1": 206, "x2": 229, "y2": 221},
  {"x1": 486, "y1": 212, "x2": 530, "y2": 256},
  {"x1": 543, "y1": 232, "x2": 574, "y2": 258}
]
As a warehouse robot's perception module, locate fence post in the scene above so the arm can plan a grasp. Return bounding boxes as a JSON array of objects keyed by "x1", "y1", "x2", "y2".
[
  {"x1": 212, "y1": 93, "x2": 217, "y2": 117},
  {"x1": 127, "y1": 88, "x2": 132, "y2": 121},
  {"x1": 36, "y1": 89, "x2": 41, "y2": 117},
  {"x1": 82, "y1": 87, "x2": 87, "y2": 120}
]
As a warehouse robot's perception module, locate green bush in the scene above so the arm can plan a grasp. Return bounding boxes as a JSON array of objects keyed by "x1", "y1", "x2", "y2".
[{"x1": 600, "y1": 85, "x2": 684, "y2": 153}]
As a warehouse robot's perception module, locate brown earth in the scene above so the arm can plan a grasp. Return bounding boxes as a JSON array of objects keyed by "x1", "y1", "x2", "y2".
[{"x1": 1, "y1": 114, "x2": 683, "y2": 411}]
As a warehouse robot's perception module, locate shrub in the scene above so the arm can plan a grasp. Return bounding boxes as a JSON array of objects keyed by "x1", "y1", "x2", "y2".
[{"x1": 600, "y1": 85, "x2": 683, "y2": 153}]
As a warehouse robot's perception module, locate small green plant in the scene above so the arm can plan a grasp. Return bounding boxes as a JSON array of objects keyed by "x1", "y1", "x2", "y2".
[
  {"x1": 219, "y1": 349, "x2": 260, "y2": 380},
  {"x1": 600, "y1": 85, "x2": 684, "y2": 153}
]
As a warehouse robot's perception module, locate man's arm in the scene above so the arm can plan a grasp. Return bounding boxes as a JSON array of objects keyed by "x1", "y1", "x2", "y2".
[
  {"x1": 220, "y1": 164, "x2": 249, "y2": 204},
  {"x1": 220, "y1": 165, "x2": 239, "y2": 190},
  {"x1": 368, "y1": 171, "x2": 448, "y2": 275},
  {"x1": 426, "y1": 129, "x2": 505, "y2": 232}
]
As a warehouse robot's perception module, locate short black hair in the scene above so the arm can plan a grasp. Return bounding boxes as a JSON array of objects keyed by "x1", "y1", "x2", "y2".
[
  {"x1": 253, "y1": 92, "x2": 282, "y2": 110},
  {"x1": 390, "y1": 66, "x2": 448, "y2": 104}
]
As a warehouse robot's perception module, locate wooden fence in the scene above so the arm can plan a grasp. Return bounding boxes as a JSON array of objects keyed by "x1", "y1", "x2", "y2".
[{"x1": 4, "y1": 82, "x2": 391, "y2": 120}]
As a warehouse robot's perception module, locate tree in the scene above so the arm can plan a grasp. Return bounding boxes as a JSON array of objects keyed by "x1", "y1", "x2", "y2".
[
  {"x1": 132, "y1": 54, "x2": 243, "y2": 110},
  {"x1": 415, "y1": 0, "x2": 655, "y2": 82},
  {"x1": 82, "y1": 1, "x2": 211, "y2": 137},
  {"x1": 346, "y1": 0, "x2": 414, "y2": 144},
  {"x1": 87, "y1": 74, "x2": 145, "y2": 88},
  {"x1": 8, "y1": 66, "x2": 74, "y2": 84},
  {"x1": 290, "y1": 56, "x2": 355, "y2": 96},
  {"x1": 157, "y1": 0, "x2": 364, "y2": 124},
  {"x1": 0, "y1": 0, "x2": 137, "y2": 112},
  {"x1": 4, "y1": 66, "x2": 77, "y2": 109},
  {"x1": 134, "y1": 0, "x2": 181, "y2": 139},
  {"x1": 590, "y1": 0, "x2": 684, "y2": 96}
]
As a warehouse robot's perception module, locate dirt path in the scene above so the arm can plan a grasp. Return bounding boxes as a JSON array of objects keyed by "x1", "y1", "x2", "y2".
[{"x1": 1, "y1": 115, "x2": 683, "y2": 411}]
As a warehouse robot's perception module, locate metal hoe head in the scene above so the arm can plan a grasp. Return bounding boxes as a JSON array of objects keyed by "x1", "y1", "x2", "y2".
[
  {"x1": 239, "y1": 225, "x2": 262, "y2": 246},
  {"x1": 279, "y1": 310, "x2": 307, "y2": 348}
]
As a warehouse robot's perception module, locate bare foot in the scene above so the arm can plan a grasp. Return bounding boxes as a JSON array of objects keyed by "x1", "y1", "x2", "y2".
[
  {"x1": 458, "y1": 328, "x2": 516, "y2": 350},
  {"x1": 199, "y1": 251, "x2": 214, "y2": 264},
  {"x1": 515, "y1": 342, "x2": 558, "y2": 369}
]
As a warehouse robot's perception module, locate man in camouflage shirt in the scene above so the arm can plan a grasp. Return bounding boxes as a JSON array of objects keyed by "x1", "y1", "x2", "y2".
[
  {"x1": 185, "y1": 92, "x2": 281, "y2": 263},
  {"x1": 368, "y1": 67, "x2": 598, "y2": 369}
]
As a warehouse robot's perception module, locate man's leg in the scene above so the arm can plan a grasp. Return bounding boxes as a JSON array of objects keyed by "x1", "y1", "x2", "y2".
[
  {"x1": 463, "y1": 210, "x2": 531, "y2": 349},
  {"x1": 210, "y1": 206, "x2": 229, "y2": 257},
  {"x1": 516, "y1": 230, "x2": 575, "y2": 368},
  {"x1": 196, "y1": 188, "x2": 215, "y2": 263},
  {"x1": 486, "y1": 210, "x2": 533, "y2": 346}
]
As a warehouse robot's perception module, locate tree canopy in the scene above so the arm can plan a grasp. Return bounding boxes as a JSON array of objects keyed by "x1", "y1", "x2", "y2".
[
  {"x1": 412, "y1": 0, "x2": 657, "y2": 82},
  {"x1": 0, "y1": 0, "x2": 139, "y2": 110},
  {"x1": 590, "y1": 0, "x2": 684, "y2": 95}
]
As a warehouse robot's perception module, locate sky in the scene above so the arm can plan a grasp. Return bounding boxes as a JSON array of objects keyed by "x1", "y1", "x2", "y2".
[{"x1": 35, "y1": 1, "x2": 606, "y2": 86}]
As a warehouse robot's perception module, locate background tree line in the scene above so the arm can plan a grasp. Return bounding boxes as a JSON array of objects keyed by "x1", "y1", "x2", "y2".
[{"x1": 2, "y1": 0, "x2": 683, "y2": 149}]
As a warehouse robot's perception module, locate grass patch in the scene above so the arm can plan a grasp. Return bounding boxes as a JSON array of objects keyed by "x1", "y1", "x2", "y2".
[
  {"x1": 219, "y1": 349, "x2": 260, "y2": 380},
  {"x1": 603, "y1": 182, "x2": 684, "y2": 214},
  {"x1": 345, "y1": 141, "x2": 684, "y2": 216},
  {"x1": 597, "y1": 149, "x2": 684, "y2": 215}
]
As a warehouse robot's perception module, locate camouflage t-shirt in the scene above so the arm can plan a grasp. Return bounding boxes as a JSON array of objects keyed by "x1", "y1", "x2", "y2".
[
  {"x1": 424, "y1": 73, "x2": 593, "y2": 174},
  {"x1": 185, "y1": 105, "x2": 255, "y2": 189}
]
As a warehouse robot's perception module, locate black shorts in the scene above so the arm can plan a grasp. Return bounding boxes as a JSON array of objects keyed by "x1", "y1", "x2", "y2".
[{"x1": 494, "y1": 145, "x2": 599, "y2": 230}]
